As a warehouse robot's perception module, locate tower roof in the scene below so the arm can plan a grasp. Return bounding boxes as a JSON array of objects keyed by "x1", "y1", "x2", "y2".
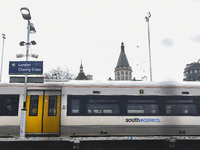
[
  {"x1": 75, "y1": 62, "x2": 88, "y2": 80},
  {"x1": 116, "y1": 42, "x2": 130, "y2": 67}
]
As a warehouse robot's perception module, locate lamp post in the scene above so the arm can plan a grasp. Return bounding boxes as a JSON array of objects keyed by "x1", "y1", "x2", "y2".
[
  {"x1": 0, "y1": 34, "x2": 6, "y2": 82},
  {"x1": 145, "y1": 12, "x2": 152, "y2": 81},
  {"x1": 19, "y1": 7, "x2": 37, "y2": 138}
]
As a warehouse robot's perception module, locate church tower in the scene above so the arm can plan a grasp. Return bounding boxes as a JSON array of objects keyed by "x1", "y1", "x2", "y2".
[
  {"x1": 75, "y1": 61, "x2": 88, "y2": 80},
  {"x1": 115, "y1": 42, "x2": 132, "y2": 80}
]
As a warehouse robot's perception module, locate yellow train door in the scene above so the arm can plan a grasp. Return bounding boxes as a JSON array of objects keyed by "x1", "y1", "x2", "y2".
[
  {"x1": 26, "y1": 91, "x2": 61, "y2": 134},
  {"x1": 43, "y1": 91, "x2": 61, "y2": 133}
]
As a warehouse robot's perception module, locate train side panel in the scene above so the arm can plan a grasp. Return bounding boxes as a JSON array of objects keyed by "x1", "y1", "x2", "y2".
[
  {"x1": 0, "y1": 85, "x2": 24, "y2": 136},
  {"x1": 61, "y1": 116, "x2": 200, "y2": 136}
]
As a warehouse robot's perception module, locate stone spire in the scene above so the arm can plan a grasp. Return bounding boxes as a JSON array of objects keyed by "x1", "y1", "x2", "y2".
[{"x1": 116, "y1": 42, "x2": 130, "y2": 67}]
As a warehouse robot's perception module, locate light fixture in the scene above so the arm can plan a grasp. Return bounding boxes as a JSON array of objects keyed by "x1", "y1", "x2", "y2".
[
  {"x1": 31, "y1": 40, "x2": 37, "y2": 45},
  {"x1": 30, "y1": 23, "x2": 36, "y2": 34},
  {"x1": 16, "y1": 53, "x2": 38, "y2": 59},
  {"x1": 16, "y1": 54, "x2": 24, "y2": 58},
  {"x1": 31, "y1": 54, "x2": 38, "y2": 58},
  {"x1": 2, "y1": 34, "x2": 6, "y2": 39},
  {"x1": 19, "y1": 41, "x2": 25, "y2": 46},
  {"x1": 20, "y1": 7, "x2": 31, "y2": 20},
  {"x1": 19, "y1": 41, "x2": 37, "y2": 46},
  {"x1": 145, "y1": 12, "x2": 151, "y2": 22}
]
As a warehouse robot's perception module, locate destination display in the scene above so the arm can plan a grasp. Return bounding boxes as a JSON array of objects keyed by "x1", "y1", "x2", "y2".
[{"x1": 9, "y1": 61, "x2": 43, "y2": 75}]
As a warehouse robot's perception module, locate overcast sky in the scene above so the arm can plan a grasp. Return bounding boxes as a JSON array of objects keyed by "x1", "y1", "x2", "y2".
[{"x1": 1, "y1": 0, "x2": 200, "y2": 82}]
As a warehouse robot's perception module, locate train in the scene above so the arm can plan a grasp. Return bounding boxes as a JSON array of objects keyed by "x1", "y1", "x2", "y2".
[{"x1": 0, "y1": 80, "x2": 200, "y2": 137}]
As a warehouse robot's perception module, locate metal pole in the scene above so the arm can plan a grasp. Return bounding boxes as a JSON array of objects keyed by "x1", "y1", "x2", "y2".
[
  {"x1": 20, "y1": 20, "x2": 30, "y2": 138},
  {"x1": 146, "y1": 12, "x2": 152, "y2": 81},
  {"x1": 0, "y1": 34, "x2": 6, "y2": 82}
]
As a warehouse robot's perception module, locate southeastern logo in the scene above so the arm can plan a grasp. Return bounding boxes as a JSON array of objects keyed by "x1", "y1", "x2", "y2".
[{"x1": 126, "y1": 118, "x2": 161, "y2": 122}]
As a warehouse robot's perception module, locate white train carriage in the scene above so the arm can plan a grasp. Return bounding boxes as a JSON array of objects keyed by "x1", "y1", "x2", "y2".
[
  {"x1": 0, "y1": 81, "x2": 200, "y2": 136},
  {"x1": 61, "y1": 81, "x2": 200, "y2": 136}
]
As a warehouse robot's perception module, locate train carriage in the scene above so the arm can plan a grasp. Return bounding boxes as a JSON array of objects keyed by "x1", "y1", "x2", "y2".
[{"x1": 0, "y1": 81, "x2": 200, "y2": 137}]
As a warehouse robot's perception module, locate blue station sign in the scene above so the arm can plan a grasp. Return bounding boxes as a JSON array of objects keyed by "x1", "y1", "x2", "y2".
[{"x1": 9, "y1": 61, "x2": 43, "y2": 75}]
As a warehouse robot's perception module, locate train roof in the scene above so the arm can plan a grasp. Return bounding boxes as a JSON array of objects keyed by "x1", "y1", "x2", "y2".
[
  {"x1": 0, "y1": 80, "x2": 200, "y2": 88},
  {"x1": 64, "y1": 80, "x2": 200, "y2": 88}
]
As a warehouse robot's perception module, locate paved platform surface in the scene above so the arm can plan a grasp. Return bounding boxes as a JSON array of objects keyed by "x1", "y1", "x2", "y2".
[{"x1": 1, "y1": 136, "x2": 200, "y2": 142}]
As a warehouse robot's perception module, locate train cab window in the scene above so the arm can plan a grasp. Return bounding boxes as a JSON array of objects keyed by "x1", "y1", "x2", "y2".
[
  {"x1": 4, "y1": 98, "x2": 15, "y2": 115},
  {"x1": 0, "y1": 95, "x2": 19, "y2": 116},
  {"x1": 87, "y1": 99, "x2": 119, "y2": 115},
  {"x1": 70, "y1": 99, "x2": 81, "y2": 114},
  {"x1": 165, "y1": 99, "x2": 197, "y2": 115},
  {"x1": 48, "y1": 96, "x2": 57, "y2": 116},
  {"x1": 127, "y1": 99, "x2": 158, "y2": 115},
  {"x1": 29, "y1": 95, "x2": 39, "y2": 116}
]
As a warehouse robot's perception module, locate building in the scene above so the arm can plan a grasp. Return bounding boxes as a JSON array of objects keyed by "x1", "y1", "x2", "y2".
[
  {"x1": 183, "y1": 59, "x2": 200, "y2": 81},
  {"x1": 75, "y1": 62, "x2": 93, "y2": 80},
  {"x1": 115, "y1": 42, "x2": 132, "y2": 80}
]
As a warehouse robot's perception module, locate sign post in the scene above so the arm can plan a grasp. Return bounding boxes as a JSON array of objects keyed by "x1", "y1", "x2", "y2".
[{"x1": 9, "y1": 61, "x2": 43, "y2": 137}]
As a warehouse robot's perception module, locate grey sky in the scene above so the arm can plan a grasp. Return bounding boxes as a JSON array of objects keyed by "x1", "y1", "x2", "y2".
[{"x1": 1, "y1": 0, "x2": 200, "y2": 82}]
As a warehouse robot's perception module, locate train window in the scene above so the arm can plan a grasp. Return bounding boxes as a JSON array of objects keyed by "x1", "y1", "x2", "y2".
[
  {"x1": 48, "y1": 96, "x2": 57, "y2": 116},
  {"x1": 29, "y1": 95, "x2": 39, "y2": 116},
  {"x1": 129, "y1": 99, "x2": 156, "y2": 103},
  {"x1": 87, "y1": 98, "x2": 119, "y2": 115},
  {"x1": 87, "y1": 104, "x2": 119, "y2": 115},
  {"x1": 166, "y1": 104, "x2": 197, "y2": 115},
  {"x1": 127, "y1": 104, "x2": 158, "y2": 115},
  {"x1": 166, "y1": 100, "x2": 194, "y2": 103},
  {"x1": 166, "y1": 98, "x2": 197, "y2": 115},
  {"x1": 0, "y1": 95, "x2": 19, "y2": 116},
  {"x1": 89, "y1": 99, "x2": 117, "y2": 103},
  {"x1": 70, "y1": 99, "x2": 80, "y2": 114}
]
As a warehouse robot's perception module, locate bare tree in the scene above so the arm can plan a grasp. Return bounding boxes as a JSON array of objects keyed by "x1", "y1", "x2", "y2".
[{"x1": 44, "y1": 66, "x2": 75, "y2": 80}]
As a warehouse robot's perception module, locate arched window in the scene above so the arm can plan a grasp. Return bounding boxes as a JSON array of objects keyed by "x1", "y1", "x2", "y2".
[
  {"x1": 117, "y1": 72, "x2": 120, "y2": 80},
  {"x1": 121, "y1": 71, "x2": 124, "y2": 80},
  {"x1": 125, "y1": 71, "x2": 128, "y2": 80}
]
